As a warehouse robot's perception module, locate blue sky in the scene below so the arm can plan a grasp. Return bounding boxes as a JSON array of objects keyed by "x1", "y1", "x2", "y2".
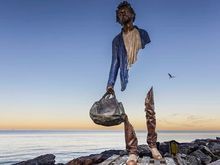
[{"x1": 0, "y1": 0, "x2": 220, "y2": 130}]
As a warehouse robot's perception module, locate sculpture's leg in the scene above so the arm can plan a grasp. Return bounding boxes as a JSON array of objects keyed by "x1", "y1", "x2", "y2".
[
  {"x1": 145, "y1": 87, "x2": 162, "y2": 160},
  {"x1": 123, "y1": 114, "x2": 138, "y2": 165},
  {"x1": 124, "y1": 114, "x2": 138, "y2": 155}
]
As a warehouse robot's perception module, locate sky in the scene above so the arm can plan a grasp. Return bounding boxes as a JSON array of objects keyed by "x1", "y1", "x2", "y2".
[{"x1": 0, "y1": 0, "x2": 220, "y2": 131}]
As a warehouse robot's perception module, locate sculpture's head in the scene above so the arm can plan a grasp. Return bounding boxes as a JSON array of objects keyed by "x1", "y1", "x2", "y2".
[{"x1": 116, "y1": 1, "x2": 136, "y2": 25}]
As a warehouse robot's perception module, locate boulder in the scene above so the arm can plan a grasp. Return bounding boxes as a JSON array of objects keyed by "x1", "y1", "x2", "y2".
[
  {"x1": 209, "y1": 143, "x2": 220, "y2": 156},
  {"x1": 208, "y1": 159, "x2": 220, "y2": 165},
  {"x1": 66, "y1": 149, "x2": 124, "y2": 165},
  {"x1": 14, "y1": 154, "x2": 56, "y2": 165},
  {"x1": 137, "y1": 144, "x2": 152, "y2": 157},
  {"x1": 190, "y1": 149, "x2": 212, "y2": 164},
  {"x1": 158, "y1": 142, "x2": 170, "y2": 156},
  {"x1": 186, "y1": 155, "x2": 201, "y2": 165}
]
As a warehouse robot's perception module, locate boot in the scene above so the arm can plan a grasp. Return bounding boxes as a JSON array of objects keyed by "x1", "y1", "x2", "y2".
[{"x1": 145, "y1": 87, "x2": 162, "y2": 160}]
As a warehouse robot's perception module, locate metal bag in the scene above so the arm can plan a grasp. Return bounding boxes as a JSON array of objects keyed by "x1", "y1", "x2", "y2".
[{"x1": 90, "y1": 92, "x2": 125, "y2": 126}]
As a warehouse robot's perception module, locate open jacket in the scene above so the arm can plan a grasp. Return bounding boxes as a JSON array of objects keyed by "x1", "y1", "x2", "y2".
[{"x1": 107, "y1": 25, "x2": 151, "y2": 91}]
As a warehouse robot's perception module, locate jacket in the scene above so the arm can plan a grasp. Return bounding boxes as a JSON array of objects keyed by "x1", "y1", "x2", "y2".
[{"x1": 107, "y1": 25, "x2": 151, "y2": 91}]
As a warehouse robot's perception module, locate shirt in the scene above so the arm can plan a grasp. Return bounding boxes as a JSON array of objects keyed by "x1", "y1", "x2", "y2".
[{"x1": 122, "y1": 27, "x2": 142, "y2": 69}]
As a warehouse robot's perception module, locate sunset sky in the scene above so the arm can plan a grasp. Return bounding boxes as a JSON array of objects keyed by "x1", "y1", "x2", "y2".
[{"x1": 0, "y1": 0, "x2": 220, "y2": 131}]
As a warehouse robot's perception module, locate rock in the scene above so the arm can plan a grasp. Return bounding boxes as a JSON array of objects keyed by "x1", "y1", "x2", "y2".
[
  {"x1": 176, "y1": 153, "x2": 188, "y2": 165},
  {"x1": 66, "y1": 154, "x2": 103, "y2": 165},
  {"x1": 101, "y1": 149, "x2": 125, "y2": 157},
  {"x1": 14, "y1": 154, "x2": 56, "y2": 165},
  {"x1": 65, "y1": 149, "x2": 124, "y2": 165},
  {"x1": 176, "y1": 153, "x2": 201, "y2": 165},
  {"x1": 137, "y1": 144, "x2": 151, "y2": 157},
  {"x1": 11, "y1": 138, "x2": 220, "y2": 165},
  {"x1": 209, "y1": 143, "x2": 220, "y2": 156},
  {"x1": 187, "y1": 143, "x2": 200, "y2": 154},
  {"x1": 200, "y1": 145, "x2": 219, "y2": 161},
  {"x1": 164, "y1": 152, "x2": 172, "y2": 157},
  {"x1": 194, "y1": 139, "x2": 209, "y2": 146},
  {"x1": 190, "y1": 149, "x2": 212, "y2": 164},
  {"x1": 208, "y1": 159, "x2": 220, "y2": 165},
  {"x1": 179, "y1": 142, "x2": 193, "y2": 155},
  {"x1": 186, "y1": 155, "x2": 201, "y2": 165},
  {"x1": 159, "y1": 142, "x2": 170, "y2": 156}
]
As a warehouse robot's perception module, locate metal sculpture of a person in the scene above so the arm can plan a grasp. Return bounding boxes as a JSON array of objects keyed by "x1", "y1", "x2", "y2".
[{"x1": 106, "y1": 1, "x2": 162, "y2": 165}]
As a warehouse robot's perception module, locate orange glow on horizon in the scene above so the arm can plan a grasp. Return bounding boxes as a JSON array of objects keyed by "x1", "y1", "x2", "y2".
[{"x1": 0, "y1": 120, "x2": 219, "y2": 131}]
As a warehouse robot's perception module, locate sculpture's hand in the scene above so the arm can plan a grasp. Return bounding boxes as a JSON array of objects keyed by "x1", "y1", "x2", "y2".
[{"x1": 106, "y1": 86, "x2": 115, "y2": 95}]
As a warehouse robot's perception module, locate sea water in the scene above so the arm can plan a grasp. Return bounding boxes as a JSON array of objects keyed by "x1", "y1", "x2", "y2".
[{"x1": 0, "y1": 130, "x2": 219, "y2": 164}]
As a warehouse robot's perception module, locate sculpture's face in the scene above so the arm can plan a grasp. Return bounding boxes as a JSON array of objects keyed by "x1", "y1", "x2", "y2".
[{"x1": 117, "y1": 6, "x2": 134, "y2": 25}]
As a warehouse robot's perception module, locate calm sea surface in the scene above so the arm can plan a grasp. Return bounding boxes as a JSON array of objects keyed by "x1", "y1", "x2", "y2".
[{"x1": 0, "y1": 130, "x2": 219, "y2": 164}]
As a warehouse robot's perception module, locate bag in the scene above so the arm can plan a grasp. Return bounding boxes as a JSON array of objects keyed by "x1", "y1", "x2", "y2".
[{"x1": 89, "y1": 92, "x2": 125, "y2": 126}]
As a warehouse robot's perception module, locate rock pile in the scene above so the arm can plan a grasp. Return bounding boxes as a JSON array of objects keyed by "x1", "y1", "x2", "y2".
[{"x1": 14, "y1": 137, "x2": 220, "y2": 165}]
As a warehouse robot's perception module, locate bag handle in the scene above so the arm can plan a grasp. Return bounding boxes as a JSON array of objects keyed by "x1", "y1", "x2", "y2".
[{"x1": 99, "y1": 91, "x2": 116, "y2": 102}]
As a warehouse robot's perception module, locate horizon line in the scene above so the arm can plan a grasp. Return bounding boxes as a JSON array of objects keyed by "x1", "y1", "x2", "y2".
[{"x1": 0, "y1": 129, "x2": 220, "y2": 132}]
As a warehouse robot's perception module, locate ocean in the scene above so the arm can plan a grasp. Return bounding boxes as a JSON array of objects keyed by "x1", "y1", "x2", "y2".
[{"x1": 0, "y1": 130, "x2": 219, "y2": 164}]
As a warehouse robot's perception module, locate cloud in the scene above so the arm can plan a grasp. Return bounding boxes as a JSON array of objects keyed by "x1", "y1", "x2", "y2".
[
  {"x1": 186, "y1": 114, "x2": 215, "y2": 124},
  {"x1": 158, "y1": 113, "x2": 219, "y2": 130}
]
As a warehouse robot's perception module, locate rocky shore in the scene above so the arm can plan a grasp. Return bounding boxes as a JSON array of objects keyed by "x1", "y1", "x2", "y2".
[{"x1": 14, "y1": 137, "x2": 220, "y2": 165}]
